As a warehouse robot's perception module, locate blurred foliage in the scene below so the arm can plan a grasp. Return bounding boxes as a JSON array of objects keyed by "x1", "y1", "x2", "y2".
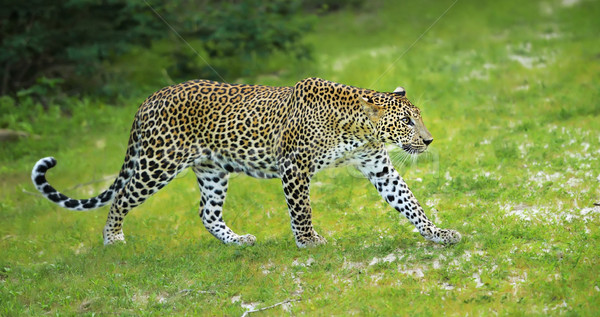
[
  {"x1": 161, "y1": 0, "x2": 314, "y2": 82},
  {"x1": 0, "y1": 0, "x2": 368, "y2": 101},
  {"x1": 0, "y1": 0, "x2": 166, "y2": 97},
  {"x1": 301, "y1": 0, "x2": 366, "y2": 14}
]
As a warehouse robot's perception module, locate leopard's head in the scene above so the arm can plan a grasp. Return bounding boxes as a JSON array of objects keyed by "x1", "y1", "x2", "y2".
[{"x1": 361, "y1": 87, "x2": 433, "y2": 154}]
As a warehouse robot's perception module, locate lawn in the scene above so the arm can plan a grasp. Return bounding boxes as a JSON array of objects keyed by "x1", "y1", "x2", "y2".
[{"x1": 1, "y1": 0, "x2": 599, "y2": 315}]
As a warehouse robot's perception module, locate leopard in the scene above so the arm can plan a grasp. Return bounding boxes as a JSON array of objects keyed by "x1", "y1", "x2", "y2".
[{"x1": 31, "y1": 77, "x2": 461, "y2": 247}]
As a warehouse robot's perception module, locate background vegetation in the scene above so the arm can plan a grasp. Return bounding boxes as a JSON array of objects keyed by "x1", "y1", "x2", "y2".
[
  {"x1": 0, "y1": 0, "x2": 320, "y2": 100},
  {"x1": 1, "y1": 0, "x2": 599, "y2": 315}
]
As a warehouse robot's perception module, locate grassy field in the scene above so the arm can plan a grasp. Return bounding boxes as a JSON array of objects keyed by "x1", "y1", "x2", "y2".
[{"x1": 2, "y1": 0, "x2": 600, "y2": 315}]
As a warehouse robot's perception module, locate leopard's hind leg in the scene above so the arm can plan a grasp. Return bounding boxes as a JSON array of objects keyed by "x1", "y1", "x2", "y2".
[
  {"x1": 193, "y1": 164, "x2": 256, "y2": 246},
  {"x1": 103, "y1": 157, "x2": 181, "y2": 245}
]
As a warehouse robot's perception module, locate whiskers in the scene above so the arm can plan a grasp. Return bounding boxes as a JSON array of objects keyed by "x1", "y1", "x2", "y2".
[
  {"x1": 389, "y1": 147, "x2": 420, "y2": 167},
  {"x1": 388, "y1": 145, "x2": 439, "y2": 182}
]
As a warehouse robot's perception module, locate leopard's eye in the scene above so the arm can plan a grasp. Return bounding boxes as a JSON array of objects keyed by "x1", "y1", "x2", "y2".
[{"x1": 401, "y1": 117, "x2": 411, "y2": 125}]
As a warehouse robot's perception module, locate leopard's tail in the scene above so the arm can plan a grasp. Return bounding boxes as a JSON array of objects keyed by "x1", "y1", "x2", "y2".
[{"x1": 31, "y1": 121, "x2": 140, "y2": 211}]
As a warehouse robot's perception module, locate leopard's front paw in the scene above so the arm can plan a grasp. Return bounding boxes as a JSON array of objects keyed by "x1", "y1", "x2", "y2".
[
  {"x1": 235, "y1": 234, "x2": 257, "y2": 246},
  {"x1": 296, "y1": 232, "x2": 327, "y2": 248},
  {"x1": 421, "y1": 226, "x2": 461, "y2": 245},
  {"x1": 437, "y1": 229, "x2": 461, "y2": 244}
]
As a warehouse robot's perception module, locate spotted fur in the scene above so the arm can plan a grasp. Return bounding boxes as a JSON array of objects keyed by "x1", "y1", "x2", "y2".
[{"x1": 32, "y1": 78, "x2": 461, "y2": 247}]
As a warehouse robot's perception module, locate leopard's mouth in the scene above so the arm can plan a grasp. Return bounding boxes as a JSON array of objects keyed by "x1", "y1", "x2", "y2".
[{"x1": 402, "y1": 144, "x2": 427, "y2": 155}]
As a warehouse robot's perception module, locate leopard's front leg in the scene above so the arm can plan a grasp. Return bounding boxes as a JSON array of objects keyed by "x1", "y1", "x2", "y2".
[
  {"x1": 279, "y1": 159, "x2": 327, "y2": 248},
  {"x1": 356, "y1": 150, "x2": 461, "y2": 244}
]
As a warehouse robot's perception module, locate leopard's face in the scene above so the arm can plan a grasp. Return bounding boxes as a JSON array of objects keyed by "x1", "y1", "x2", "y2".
[{"x1": 363, "y1": 88, "x2": 433, "y2": 154}]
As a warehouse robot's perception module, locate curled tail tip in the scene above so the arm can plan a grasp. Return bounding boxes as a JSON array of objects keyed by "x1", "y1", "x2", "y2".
[
  {"x1": 32, "y1": 157, "x2": 59, "y2": 190},
  {"x1": 33, "y1": 157, "x2": 57, "y2": 174},
  {"x1": 32, "y1": 157, "x2": 56, "y2": 189}
]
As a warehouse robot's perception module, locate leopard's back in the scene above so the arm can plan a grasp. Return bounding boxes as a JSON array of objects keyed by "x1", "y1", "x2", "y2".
[{"x1": 135, "y1": 80, "x2": 294, "y2": 178}]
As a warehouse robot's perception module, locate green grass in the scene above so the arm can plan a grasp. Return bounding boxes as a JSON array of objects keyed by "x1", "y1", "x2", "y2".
[{"x1": 2, "y1": 0, "x2": 600, "y2": 315}]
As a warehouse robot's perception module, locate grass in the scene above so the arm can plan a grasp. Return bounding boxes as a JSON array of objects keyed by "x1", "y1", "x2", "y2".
[{"x1": 1, "y1": 0, "x2": 600, "y2": 315}]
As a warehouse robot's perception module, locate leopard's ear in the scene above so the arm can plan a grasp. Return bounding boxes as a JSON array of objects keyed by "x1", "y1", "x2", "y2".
[
  {"x1": 393, "y1": 86, "x2": 406, "y2": 96},
  {"x1": 360, "y1": 95, "x2": 384, "y2": 122}
]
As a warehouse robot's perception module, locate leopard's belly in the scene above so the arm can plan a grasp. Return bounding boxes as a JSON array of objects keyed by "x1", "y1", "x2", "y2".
[{"x1": 194, "y1": 148, "x2": 281, "y2": 179}]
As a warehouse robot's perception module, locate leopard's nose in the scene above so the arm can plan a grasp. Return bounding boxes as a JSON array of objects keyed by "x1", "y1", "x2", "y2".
[{"x1": 424, "y1": 138, "x2": 433, "y2": 146}]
